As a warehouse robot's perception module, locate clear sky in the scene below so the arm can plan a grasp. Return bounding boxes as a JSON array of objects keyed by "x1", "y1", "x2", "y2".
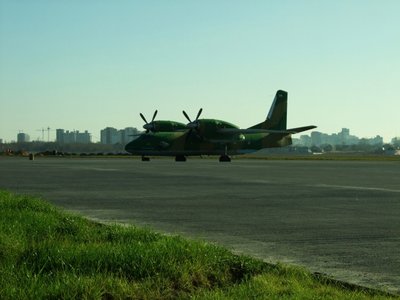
[{"x1": 1, "y1": 1, "x2": 399, "y2": 142}]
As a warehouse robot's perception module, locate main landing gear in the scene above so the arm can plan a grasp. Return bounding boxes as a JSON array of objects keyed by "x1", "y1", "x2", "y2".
[
  {"x1": 219, "y1": 145, "x2": 231, "y2": 162},
  {"x1": 175, "y1": 155, "x2": 187, "y2": 162},
  {"x1": 219, "y1": 155, "x2": 231, "y2": 162}
]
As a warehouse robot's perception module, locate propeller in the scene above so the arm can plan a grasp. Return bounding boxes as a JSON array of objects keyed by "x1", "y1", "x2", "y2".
[
  {"x1": 140, "y1": 110, "x2": 158, "y2": 133},
  {"x1": 182, "y1": 108, "x2": 203, "y2": 139},
  {"x1": 182, "y1": 108, "x2": 202, "y2": 130}
]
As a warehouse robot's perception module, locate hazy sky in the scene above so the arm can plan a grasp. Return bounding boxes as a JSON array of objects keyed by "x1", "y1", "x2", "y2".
[{"x1": 1, "y1": 1, "x2": 399, "y2": 142}]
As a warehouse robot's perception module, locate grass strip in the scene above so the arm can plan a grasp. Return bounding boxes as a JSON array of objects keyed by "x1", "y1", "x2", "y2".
[{"x1": 0, "y1": 190, "x2": 396, "y2": 299}]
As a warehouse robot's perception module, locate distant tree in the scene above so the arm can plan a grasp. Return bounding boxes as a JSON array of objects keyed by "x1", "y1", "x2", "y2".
[
  {"x1": 310, "y1": 146, "x2": 322, "y2": 153},
  {"x1": 358, "y1": 138, "x2": 369, "y2": 145},
  {"x1": 3, "y1": 141, "x2": 129, "y2": 155},
  {"x1": 335, "y1": 144, "x2": 350, "y2": 151},
  {"x1": 321, "y1": 144, "x2": 333, "y2": 152},
  {"x1": 391, "y1": 138, "x2": 400, "y2": 148},
  {"x1": 382, "y1": 144, "x2": 395, "y2": 151}
]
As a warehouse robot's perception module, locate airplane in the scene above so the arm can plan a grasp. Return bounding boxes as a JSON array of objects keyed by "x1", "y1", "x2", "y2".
[{"x1": 125, "y1": 90, "x2": 316, "y2": 162}]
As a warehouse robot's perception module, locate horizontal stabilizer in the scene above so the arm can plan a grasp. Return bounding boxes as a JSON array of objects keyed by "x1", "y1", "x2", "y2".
[{"x1": 285, "y1": 125, "x2": 317, "y2": 134}]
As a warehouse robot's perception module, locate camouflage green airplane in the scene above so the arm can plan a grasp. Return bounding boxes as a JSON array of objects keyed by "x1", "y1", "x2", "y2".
[{"x1": 125, "y1": 90, "x2": 316, "y2": 162}]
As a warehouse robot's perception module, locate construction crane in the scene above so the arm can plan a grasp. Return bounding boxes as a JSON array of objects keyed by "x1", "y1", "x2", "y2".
[
  {"x1": 36, "y1": 128, "x2": 45, "y2": 141},
  {"x1": 36, "y1": 127, "x2": 54, "y2": 142}
]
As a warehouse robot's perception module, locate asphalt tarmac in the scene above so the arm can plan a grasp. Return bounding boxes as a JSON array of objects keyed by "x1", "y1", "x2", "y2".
[{"x1": 1, "y1": 157, "x2": 399, "y2": 293}]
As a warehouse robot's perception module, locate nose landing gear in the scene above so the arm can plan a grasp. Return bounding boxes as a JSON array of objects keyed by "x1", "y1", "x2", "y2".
[{"x1": 175, "y1": 155, "x2": 187, "y2": 162}]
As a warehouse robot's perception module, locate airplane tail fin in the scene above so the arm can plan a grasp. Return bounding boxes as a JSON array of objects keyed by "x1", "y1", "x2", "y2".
[{"x1": 249, "y1": 90, "x2": 287, "y2": 130}]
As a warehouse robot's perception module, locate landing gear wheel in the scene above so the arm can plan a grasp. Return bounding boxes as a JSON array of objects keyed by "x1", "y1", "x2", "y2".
[
  {"x1": 175, "y1": 155, "x2": 187, "y2": 162},
  {"x1": 219, "y1": 155, "x2": 231, "y2": 162},
  {"x1": 141, "y1": 156, "x2": 150, "y2": 161}
]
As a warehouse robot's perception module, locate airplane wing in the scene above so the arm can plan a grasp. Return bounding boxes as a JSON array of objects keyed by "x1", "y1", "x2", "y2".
[
  {"x1": 218, "y1": 128, "x2": 289, "y2": 134},
  {"x1": 218, "y1": 125, "x2": 316, "y2": 135}
]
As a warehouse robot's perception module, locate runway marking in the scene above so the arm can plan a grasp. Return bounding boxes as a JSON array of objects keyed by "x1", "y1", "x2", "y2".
[
  {"x1": 312, "y1": 184, "x2": 400, "y2": 193},
  {"x1": 90, "y1": 168, "x2": 120, "y2": 172},
  {"x1": 67, "y1": 167, "x2": 120, "y2": 172},
  {"x1": 242, "y1": 179, "x2": 273, "y2": 184}
]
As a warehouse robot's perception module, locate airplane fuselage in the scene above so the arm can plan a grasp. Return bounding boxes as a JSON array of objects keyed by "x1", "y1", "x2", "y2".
[{"x1": 125, "y1": 120, "x2": 292, "y2": 156}]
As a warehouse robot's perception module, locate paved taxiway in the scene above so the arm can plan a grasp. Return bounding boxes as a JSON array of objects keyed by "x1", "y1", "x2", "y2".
[{"x1": 1, "y1": 157, "x2": 399, "y2": 293}]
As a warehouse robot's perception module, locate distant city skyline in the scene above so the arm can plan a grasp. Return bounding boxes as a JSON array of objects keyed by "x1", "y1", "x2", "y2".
[
  {"x1": 293, "y1": 128, "x2": 385, "y2": 147},
  {"x1": 2, "y1": 126, "x2": 398, "y2": 146},
  {"x1": 2, "y1": 124, "x2": 398, "y2": 144},
  {"x1": 1, "y1": 2, "x2": 400, "y2": 143}
]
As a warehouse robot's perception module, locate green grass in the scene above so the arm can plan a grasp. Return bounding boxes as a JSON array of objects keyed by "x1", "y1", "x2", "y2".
[{"x1": 0, "y1": 190, "x2": 396, "y2": 299}]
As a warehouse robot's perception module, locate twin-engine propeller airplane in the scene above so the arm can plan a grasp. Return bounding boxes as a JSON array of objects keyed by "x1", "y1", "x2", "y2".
[{"x1": 125, "y1": 90, "x2": 316, "y2": 162}]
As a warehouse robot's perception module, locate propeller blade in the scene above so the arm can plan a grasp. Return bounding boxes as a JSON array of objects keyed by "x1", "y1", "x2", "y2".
[
  {"x1": 151, "y1": 110, "x2": 158, "y2": 122},
  {"x1": 195, "y1": 108, "x2": 203, "y2": 121},
  {"x1": 182, "y1": 110, "x2": 192, "y2": 123},
  {"x1": 140, "y1": 113, "x2": 148, "y2": 124}
]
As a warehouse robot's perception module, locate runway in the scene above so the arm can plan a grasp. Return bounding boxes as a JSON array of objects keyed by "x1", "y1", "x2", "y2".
[{"x1": 1, "y1": 157, "x2": 399, "y2": 293}]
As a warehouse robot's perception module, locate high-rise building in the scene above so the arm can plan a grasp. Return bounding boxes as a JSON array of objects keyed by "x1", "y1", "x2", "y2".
[
  {"x1": 311, "y1": 131, "x2": 322, "y2": 146},
  {"x1": 299, "y1": 135, "x2": 311, "y2": 147},
  {"x1": 76, "y1": 131, "x2": 91, "y2": 144},
  {"x1": 101, "y1": 127, "x2": 119, "y2": 144},
  {"x1": 338, "y1": 128, "x2": 350, "y2": 144},
  {"x1": 119, "y1": 127, "x2": 139, "y2": 144},
  {"x1": 101, "y1": 127, "x2": 138, "y2": 145},
  {"x1": 17, "y1": 133, "x2": 30, "y2": 143},
  {"x1": 56, "y1": 129, "x2": 65, "y2": 144},
  {"x1": 56, "y1": 129, "x2": 91, "y2": 144}
]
